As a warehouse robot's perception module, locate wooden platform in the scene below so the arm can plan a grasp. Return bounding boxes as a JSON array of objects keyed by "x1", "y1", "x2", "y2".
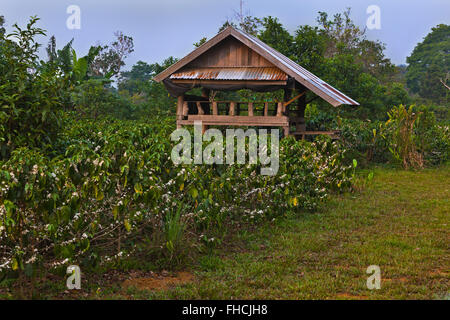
[{"x1": 179, "y1": 115, "x2": 289, "y2": 127}]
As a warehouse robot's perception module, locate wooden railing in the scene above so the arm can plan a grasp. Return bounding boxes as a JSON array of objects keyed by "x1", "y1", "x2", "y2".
[
  {"x1": 174, "y1": 93, "x2": 335, "y2": 139},
  {"x1": 182, "y1": 100, "x2": 286, "y2": 117}
]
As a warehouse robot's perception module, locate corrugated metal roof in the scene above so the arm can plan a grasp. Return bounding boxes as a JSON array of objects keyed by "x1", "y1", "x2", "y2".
[
  {"x1": 154, "y1": 26, "x2": 359, "y2": 106},
  {"x1": 170, "y1": 67, "x2": 288, "y2": 81},
  {"x1": 233, "y1": 29, "x2": 359, "y2": 106}
]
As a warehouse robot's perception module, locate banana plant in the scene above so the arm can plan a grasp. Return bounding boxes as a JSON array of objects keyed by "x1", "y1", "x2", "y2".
[{"x1": 70, "y1": 46, "x2": 102, "y2": 84}]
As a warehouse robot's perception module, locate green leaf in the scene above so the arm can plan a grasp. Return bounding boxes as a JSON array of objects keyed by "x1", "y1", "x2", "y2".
[
  {"x1": 124, "y1": 219, "x2": 131, "y2": 232},
  {"x1": 134, "y1": 183, "x2": 143, "y2": 195},
  {"x1": 95, "y1": 190, "x2": 104, "y2": 201},
  {"x1": 112, "y1": 206, "x2": 119, "y2": 220},
  {"x1": 12, "y1": 258, "x2": 19, "y2": 271},
  {"x1": 189, "y1": 187, "x2": 198, "y2": 199}
]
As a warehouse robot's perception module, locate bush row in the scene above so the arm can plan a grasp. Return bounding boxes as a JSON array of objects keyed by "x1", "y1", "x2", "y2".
[{"x1": 0, "y1": 117, "x2": 353, "y2": 279}]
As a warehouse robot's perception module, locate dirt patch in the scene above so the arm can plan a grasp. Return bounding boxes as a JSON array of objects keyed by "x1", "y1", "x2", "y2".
[
  {"x1": 383, "y1": 277, "x2": 408, "y2": 283},
  {"x1": 122, "y1": 271, "x2": 194, "y2": 291},
  {"x1": 429, "y1": 269, "x2": 449, "y2": 277},
  {"x1": 335, "y1": 293, "x2": 368, "y2": 300}
]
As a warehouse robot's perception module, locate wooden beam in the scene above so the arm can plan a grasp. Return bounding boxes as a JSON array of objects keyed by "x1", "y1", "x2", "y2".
[
  {"x1": 264, "y1": 102, "x2": 269, "y2": 117},
  {"x1": 283, "y1": 92, "x2": 306, "y2": 108},
  {"x1": 291, "y1": 130, "x2": 340, "y2": 137},
  {"x1": 288, "y1": 117, "x2": 306, "y2": 123}
]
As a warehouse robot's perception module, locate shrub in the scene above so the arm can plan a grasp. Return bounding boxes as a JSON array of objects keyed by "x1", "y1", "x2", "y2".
[
  {"x1": 338, "y1": 118, "x2": 389, "y2": 165},
  {"x1": 72, "y1": 80, "x2": 140, "y2": 120},
  {"x1": 0, "y1": 117, "x2": 354, "y2": 283},
  {"x1": 385, "y1": 104, "x2": 423, "y2": 169},
  {"x1": 414, "y1": 105, "x2": 450, "y2": 165},
  {"x1": 0, "y1": 17, "x2": 66, "y2": 160},
  {"x1": 337, "y1": 105, "x2": 449, "y2": 167}
]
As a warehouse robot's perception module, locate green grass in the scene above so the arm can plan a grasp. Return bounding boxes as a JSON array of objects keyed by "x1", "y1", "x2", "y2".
[
  {"x1": 2, "y1": 166, "x2": 448, "y2": 299},
  {"x1": 136, "y1": 166, "x2": 449, "y2": 300}
]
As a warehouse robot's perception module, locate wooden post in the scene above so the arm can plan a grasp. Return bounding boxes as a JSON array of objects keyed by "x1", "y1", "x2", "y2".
[
  {"x1": 283, "y1": 126, "x2": 290, "y2": 137},
  {"x1": 212, "y1": 102, "x2": 218, "y2": 115},
  {"x1": 283, "y1": 88, "x2": 292, "y2": 136},
  {"x1": 264, "y1": 102, "x2": 269, "y2": 116},
  {"x1": 176, "y1": 95, "x2": 184, "y2": 129},
  {"x1": 229, "y1": 102, "x2": 236, "y2": 116},
  {"x1": 248, "y1": 102, "x2": 254, "y2": 117},
  {"x1": 283, "y1": 88, "x2": 292, "y2": 116},
  {"x1": 276, "y1": 102, "x2": 283, "y2": 117},
  {"x1": 196, "y1": 101, "x2": 205, "y2": 115},
  {"x1": 199, "y1": 91, "x2": 208, "y2": 134},
  {"x1": 182, "y1": 101, "x2": 189, "y2": 117},
  {"x1": 296, "y1": 92, "x2": 307, "y2": 133},
  {"x1": 284, "y1": 88, "x2": 292, "y2": 103}
]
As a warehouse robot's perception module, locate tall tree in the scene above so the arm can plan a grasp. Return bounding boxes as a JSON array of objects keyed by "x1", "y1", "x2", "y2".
[
  {"x1": 258, "y1": 16, "x2": 293, "y2": 56},
  {"x1": 216, "y1": 9, "x2": 407, "y2": 119},
  {"x1": 91, "y1": 31, "x2": 134, "y2": 79},
  {"x1": 406, "y1": 24, "x2": 450, "y2": 103},
  {"x1": 289, "y1": 9, "x2": 406, "y2": 119},
  {"x1": 121, "y1": 60, "x2": 155, "y2": 82},
  {"x1": 0, "y1": 17, "x2": 67, "y2": 157},
  {"x1": 291, "y1": 25, "x2": 326, "y2": 74},
  {"x1": 44, "y1": 36, "x2": 100, "y2": 82},
  {"x1": 119, "y1": 57, "x2": 178, "y2": 95},
  {"x1": 316, "y1": 8, "x2": 365, "y2": 57},
  {"x1": 0, "y1": 15, "x2": 5, "y2": 36}
]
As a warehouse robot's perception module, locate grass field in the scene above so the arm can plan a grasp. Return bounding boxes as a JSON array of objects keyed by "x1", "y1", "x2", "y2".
[
  {"x1": 136, "y1": 166, "x2": 450, "y2": 300},
  {"x1": 1, "y1": 166, "x2": 449, "y2": 299}
]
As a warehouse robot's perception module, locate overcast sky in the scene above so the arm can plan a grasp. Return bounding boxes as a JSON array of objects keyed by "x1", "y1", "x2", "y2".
[{"x1": 1, "y1": 0, "x2": 449, "y2": 69}]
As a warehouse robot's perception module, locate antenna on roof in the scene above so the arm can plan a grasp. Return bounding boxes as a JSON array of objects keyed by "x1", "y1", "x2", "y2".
[{"x1": 240, "y1": 0, "x2": 244, "y2": 25}]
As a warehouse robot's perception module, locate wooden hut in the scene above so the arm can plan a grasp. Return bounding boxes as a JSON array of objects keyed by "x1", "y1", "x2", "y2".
[{"x1": 153, "y1": 26, "x2": 359, "y2": 138}]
